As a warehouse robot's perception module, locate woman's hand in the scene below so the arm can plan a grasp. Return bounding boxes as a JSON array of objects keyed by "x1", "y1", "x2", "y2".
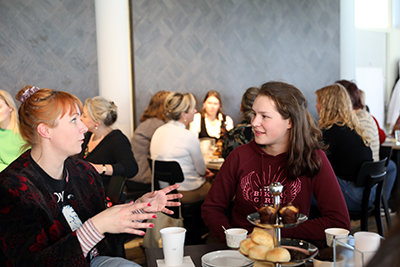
[
  {"x1": 91, "y1": 201, "x2": 156, "y2": 235},
  {"x1": 137, "y1": 184, "x2": 183, "y2": 214}
]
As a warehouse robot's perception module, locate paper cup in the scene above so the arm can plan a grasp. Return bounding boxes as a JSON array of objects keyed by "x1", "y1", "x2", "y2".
[
  {"x1": 160, "y1": 227, "x2": 186, "y2": 266},
  {"x1": 324, "y1": 228, "x2": 349, "y2": 247},
  {"x1": 354, "y1": 231, "x2": 381, "y2": 267},
  {"x1": 225, "y1": 228, "x2": 248, "y2": 248}
]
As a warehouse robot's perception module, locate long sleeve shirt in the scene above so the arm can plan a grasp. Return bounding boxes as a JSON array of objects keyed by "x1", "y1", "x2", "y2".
[
  {"x1": 202, "y1": 141, "x2": 350, "y2": 242},
  {"x1": 150, "y1": 120, "x2": 206, "y2": 191}
]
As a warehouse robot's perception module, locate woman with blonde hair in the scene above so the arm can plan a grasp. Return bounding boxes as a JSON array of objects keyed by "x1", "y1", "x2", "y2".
[
  {"x1": 150, "y1": 92, "x2": 214, "y2": 244},
  {"x1": 151, "y1": 92, "x2": 213, "y2": 201},
  {"x1": 0, "y1": 89, "x2": 27, "y2": 171},
  {"x1": 0, "y1": 85, "x2": 182, "y2": 266},
  {"x1": 78, "y1": 96, "x2": 138, "y2": 194},
  {"x1": 315, "y1": 83, "x2": 373, "y2": 210},
  {"x1": 127, "y1": 91, "x2": 171, "y2": 198}
]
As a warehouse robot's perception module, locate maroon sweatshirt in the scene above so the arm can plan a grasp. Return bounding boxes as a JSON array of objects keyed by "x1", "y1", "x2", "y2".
[{"x1": 202, "y1": 140, "x2": 350, "y2": 242}]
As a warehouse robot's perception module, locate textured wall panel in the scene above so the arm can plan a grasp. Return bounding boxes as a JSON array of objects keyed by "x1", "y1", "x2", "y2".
[
  {"x1": 132, "y1": 0, "x2": 340, "y2": 124},
  {"x1": 0, "y1": 0, "x2": 98, "y2": 102}
]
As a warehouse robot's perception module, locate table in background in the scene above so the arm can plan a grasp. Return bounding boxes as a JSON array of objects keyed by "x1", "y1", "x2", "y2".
[
  {"x1": 145, "y1": 243, "x2": 227, "y2": 267},
  {"x1": 381, "y1": 139, "x2": 400, "y2": 210}
]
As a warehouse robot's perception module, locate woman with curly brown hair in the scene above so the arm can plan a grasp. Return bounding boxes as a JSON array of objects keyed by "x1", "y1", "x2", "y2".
[{"x1": 202, "y1": 81, "x2": 350, "y2": 243}]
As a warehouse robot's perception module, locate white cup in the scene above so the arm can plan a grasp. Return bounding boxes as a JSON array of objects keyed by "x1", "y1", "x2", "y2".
[
  {"x1": 354, "y1": 231, "x2": 382, "y2": 267},
  {"x1": 324, "y1": 228, "x2": 349, "y2": 247},
  {"x1": 395, "y1": 130, "x2": 400, "y2": 145},
  {"x1": 160, "y1": 227, "x2": 186, "y2": 266},
  {"x1": 225, "y1": 228, "x2": 248, "y2": 248}
]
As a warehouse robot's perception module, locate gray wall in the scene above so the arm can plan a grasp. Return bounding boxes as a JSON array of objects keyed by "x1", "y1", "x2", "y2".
[
  {"x1": 132, "y1": 0, "x2": 340, "y2": 124},
  {"x1": 0, "y1": 0, "x2": 339, "y2": 125},
  {"x1": 0, "y1": 0, "x2": 98, "y2": 103}
]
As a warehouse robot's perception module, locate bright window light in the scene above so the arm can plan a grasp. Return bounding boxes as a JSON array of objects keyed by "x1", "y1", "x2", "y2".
[{"x1": 355, "y1": 0, "x2": 390, "y2": 29}]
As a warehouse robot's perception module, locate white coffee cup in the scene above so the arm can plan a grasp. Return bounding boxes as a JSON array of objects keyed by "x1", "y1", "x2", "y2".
[
  {"x1": 354, "y1": 231, "x2": 381, "y2": 267},
  {"x1": 324, "y1": 228, "x2": 349, "y2": 247},
  {"x1": 160, "y1": 227, "x2": 186, "y2": 266},
  {"x1": 225, "y1": 228, "x2": 248, "y2": 248}
]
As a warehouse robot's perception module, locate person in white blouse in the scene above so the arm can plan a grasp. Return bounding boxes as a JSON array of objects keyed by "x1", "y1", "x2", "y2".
[
  {"x1": 150, "y1": 92, "x2": 214, "y2": 204},
  {"x1": 189, "y1": 90, "x2": 234, "y2": 140}
]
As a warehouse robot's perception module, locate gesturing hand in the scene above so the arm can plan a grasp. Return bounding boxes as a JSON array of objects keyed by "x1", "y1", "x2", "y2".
[
  {"x1": 91, "y1": 201, "x2": 156, "y2": 236},
  {"x1": 137, "y1": 184, "x2": 183, "y2": 214}
]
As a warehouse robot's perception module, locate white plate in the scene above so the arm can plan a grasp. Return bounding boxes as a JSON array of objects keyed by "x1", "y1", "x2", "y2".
[{"x1": 201, "y1": 250, "x2": 253, "y2": 267}]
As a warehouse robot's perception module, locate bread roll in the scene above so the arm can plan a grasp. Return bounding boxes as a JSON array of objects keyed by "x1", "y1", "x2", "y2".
[
  {"x1": 251, "y1": 228, "x2": 274, "y2": 248},
  {"x1": 239, "y1": 238, "x2": 257, "y2": 255},
  {"x1": 248, "y1": 245, "x2": 271, "y2": 260},
  {"x1": 265, "y1": 247, "x2": 291, "y2": 262}
]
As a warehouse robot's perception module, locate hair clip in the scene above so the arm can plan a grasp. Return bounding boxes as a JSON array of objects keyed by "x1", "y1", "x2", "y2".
[{"x1": 19, "y1": 86, "x2": 40, "y2": 103}]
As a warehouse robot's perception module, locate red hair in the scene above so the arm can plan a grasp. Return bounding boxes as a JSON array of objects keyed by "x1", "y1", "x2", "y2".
[{"x1": 16, "y1": 86, "x2": 82, "y2": 149}]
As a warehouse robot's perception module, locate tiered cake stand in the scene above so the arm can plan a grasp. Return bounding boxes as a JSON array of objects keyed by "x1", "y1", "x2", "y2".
[{"x1": 245, "y1": 182, "x2": 318, "y2": 267}]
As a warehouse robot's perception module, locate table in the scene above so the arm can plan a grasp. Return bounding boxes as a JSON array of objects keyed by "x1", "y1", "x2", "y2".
[
  {"x1": 205, "y1": 158, "x2": 224, "y2": 171},
  {"x1": 145, "y1": 243, "x2": 228, "y2": 267},
  {"x1": 145, "y1": 243, "x2": 313, "y2": 267}
]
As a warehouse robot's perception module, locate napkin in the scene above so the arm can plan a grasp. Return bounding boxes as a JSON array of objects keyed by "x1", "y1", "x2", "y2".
[{"x1": 156, "y1": 256, "x2": 195, "y2": 267}]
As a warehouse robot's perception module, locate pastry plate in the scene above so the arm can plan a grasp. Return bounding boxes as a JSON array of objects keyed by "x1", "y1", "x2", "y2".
[
  {"x1": 243, "y1": 238, "x2": 318, "y2": 266},
  {"x1": 201, "y1": 250, "x2": 253, "y2": 267},
  {"x1": 247, "y1": 212, "x2": 307, "y2": 228}
]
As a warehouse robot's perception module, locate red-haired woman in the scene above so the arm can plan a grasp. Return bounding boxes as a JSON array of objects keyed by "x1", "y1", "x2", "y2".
[{"x1": 0, "y1": 86, "x2": 181, "y2": 266}]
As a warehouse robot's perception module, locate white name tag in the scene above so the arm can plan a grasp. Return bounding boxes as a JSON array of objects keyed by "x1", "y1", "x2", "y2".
[{"x1": 62, "y1": 205, "x2": 83, "y2": 231}]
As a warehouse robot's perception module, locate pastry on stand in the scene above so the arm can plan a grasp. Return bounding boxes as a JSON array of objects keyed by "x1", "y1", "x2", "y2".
[{"x1": 243, "y1": 182, "x2": 318, "y2": 267}]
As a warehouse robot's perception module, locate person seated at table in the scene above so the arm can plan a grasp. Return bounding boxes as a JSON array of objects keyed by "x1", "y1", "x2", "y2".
[
  {"x1": 127, "y1": 90, "x2": 171, "y2": 200},
  {"x1": 150, "y1": 92, "x2": 214, "y2": 204},
  {"x1": 0, "y1": 89, "x2": 27, "y2": 172},
  {"x1": 359, "y1": 89, "x2": 397, "y2": 205},
  {"x1": 315, "y1": 83, "x2": 378, "y2": 211},
  {"x1": 336, "y1": 80, "x2": 379, "y2": 161},
  {"x1": 189, "y1": 90, "x2": 234, "y2": 141},
  {"x1": 77, "y1": 96, "x2": 138, "y2": 194},
  {"x1": 222, "y1": 87, "x2": 259, "y2": 159},
  {"x1": 338, "y1": 80, "x2": 396, "y2": 206},
  {"x1": 202, "y1": 81, "x2": 350, "y2": 244},
  {"x1": 0, "y1": 85, "x2": 182, "y2": 266}
]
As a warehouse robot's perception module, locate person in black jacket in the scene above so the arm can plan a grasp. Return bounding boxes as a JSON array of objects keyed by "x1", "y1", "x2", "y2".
[{"x1": 78, "y1": 96, "x2": 138, "y2": 192}]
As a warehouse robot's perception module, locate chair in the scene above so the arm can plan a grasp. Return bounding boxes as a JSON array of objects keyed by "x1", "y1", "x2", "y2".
[
  {"x1": 147, "y1": 159, "x2": 184, "y2": 191},
  {"x1": 348, "y1": 158, "x2": 389, "y2": 235},
  {"x1": 148, "y1": 158, "x2": 208, "y2": 245},
  {"x1": 379, "y1": 145, "x2": 393, "y2": 167},
  {"x1": 106, "y1": 175, "x2": 127, "y2": 204}
]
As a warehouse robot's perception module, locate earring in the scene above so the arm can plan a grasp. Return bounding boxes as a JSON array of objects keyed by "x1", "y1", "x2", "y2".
[{"x1": 95, "y1": 124, "x2": 98, "y2": 130}]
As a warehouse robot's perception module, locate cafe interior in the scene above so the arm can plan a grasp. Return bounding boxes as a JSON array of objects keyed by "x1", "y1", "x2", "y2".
[{"x1": 2, "y1": 0, "x2": 400, "y2": 266}]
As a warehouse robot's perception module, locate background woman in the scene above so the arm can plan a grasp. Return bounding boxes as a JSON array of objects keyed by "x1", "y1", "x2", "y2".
[
  {"x1": 189, "y1": 90, "x2": 233, "y2": 140},
  {"x1": 317, "y1": 84, "x2": 395, "y2": 210},
  {"x1": 150, "y1": 92, "x2": 214, "y2": 244},
  {"x1": 127, "y1": 91, "x2": 171, "y2": 199},
  {"x1": 151, "y1": 92, "x2": 213, "y2": 202},
  {"x1": 0, "y1": 89, "x2": 27, "y2": 171},
  {"x1": 77, "y1": 96, "x2": 138, "y2": 193},
  {"x1": 0, "y1": 86, "x2": 181, "y2": 266},
  {"x1": 202, "y1": 81, "x2": 350, "y2": 243}
]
